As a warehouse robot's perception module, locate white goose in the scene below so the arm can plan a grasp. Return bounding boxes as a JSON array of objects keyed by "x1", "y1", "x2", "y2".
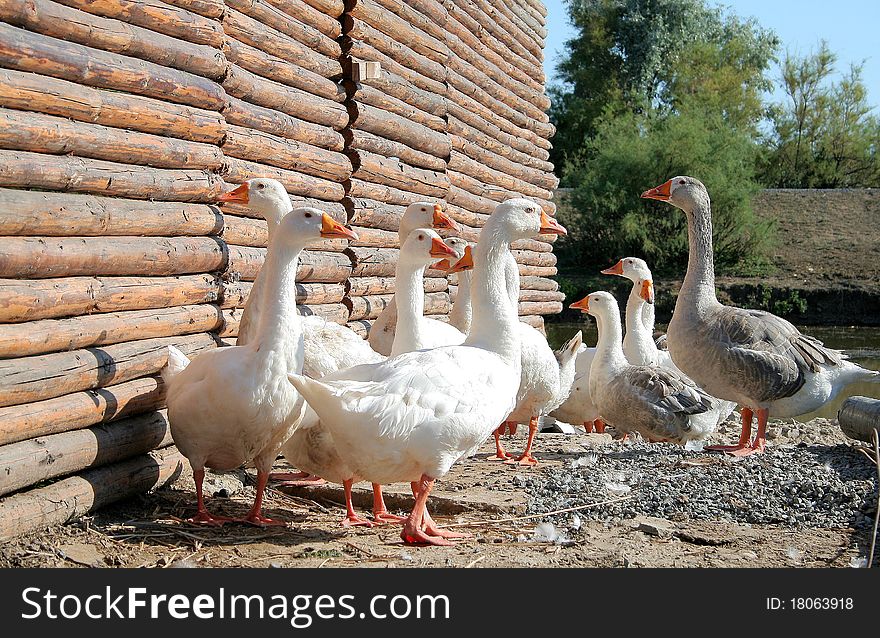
[
  {"x1": 162, "y1": 203, "x2": 357, "y2": 525},
  {"x1": 289, "y1": 199, "x2": 567, "y2": 545},
  {"x1": 571, "y1": 291, "x2": 719, "y2": 443},
  {"x1": 440, "y1": 238, "x2": 473, "y2": 334},
  {"x1": 643, "y1": 176, "x2": 880, "y2": 455},
  {"x1": 278, "y1": 228, "x2": 458, "y2": 527},
  {"x1": 549, "y1": 343, "x2": 603, "y2": 434},
  {"x1": 368, "y1": 203, "x2": 460, "y2": 356}
]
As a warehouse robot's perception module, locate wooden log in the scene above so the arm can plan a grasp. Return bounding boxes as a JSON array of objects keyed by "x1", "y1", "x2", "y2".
[
  {"x1": 0, "y1": 333, "x2": 217, "y2": 408},
  {"x1": 349, "y1": 0, "x2": 447, "y2": 65},
  {"x1": 512, "y1": 249, "x2": 557, "y2": 268},
  {"x1": 370, "y1": 0, "x2": 446, "y2": 41},
  {"x1": 512, "y1": 238, "x2": 555, "y2": 253},
  {"x1": 223, "y1": 64, "x2": 347, "y2": 130},
  {"x1": 347, "y1": 179, "x2": 444, "y2": 208},
  {"x1": 351, "y1": 83, "x2": 445, "y2": 132},
  {"x1": 343, "y1": 32, "x2": 445, "y2": 95},
  {"x1": 467, "y1": 0, "x2": 543, "y2": 62},
  {"x1": 222, "y1": 125, "x2": 351, "y2": 182},
  {"x1": 227, "y1": 246, "x2": 352, "y2": 282},
  {"x1": 450, "y1": 136, "x2": 558, "y2": 193},
  {"x1": 225, "y1": 0, "x2": 341, "y2": 60},
  {"x1": 504, "y1": 0, "x2": 546, "y2": 43},
  {"x1": 518, "y1": 264, "x2": 557, "y2": 277},
  {"x1": 520, "y1": 275, "x2": 559, "y2": 292},
  {"x1": 221, "y1": 281, "x2": 346, "y2": 307},
  {"x1": 518, "y1": 300, "x2": 563, "y2": 316},
  {"x1": 222, "y1": 7, "x2": 340, "y2": 78},
  {"x1": 349, "y1": 225, "x2": 398, "y2": 249},
  {"x1": 0, "y1": 376, "x2": 164, "y2": 446},
  {"x1": 301, "y1": 0, "x2": 343, "y2": 17},
  {"x1": 0, "y1": 24, "x2": 227, "y2": 111},
  {"x1": 449, "y1": 115, "x2": 554, "y2": 175},
  {"x1": 519, "y1": 289, "x2": 566, "y2": 303},
  {"x1": 0, "y1": 0, "x2": 227, "y2": 80},
  {"x1": 223, "y1": 213, "x2": 347, "y2": 252},
  {"x1": 350, "y1": 150, "x2": 448, "y2": 198},
  {"x1": 0, "y1": 236, "x2": 227, "y2": 279},
  {"x1": 359, "y1": 69, "x2": 446, "y2": 118},
  {"x1": 0, "y1": 189, "x2": 221, "y2": 237},
  {"x1": 348, "y1": 247, "x2": 445, "y2": 278},
  {"x1": 447, "y1": 180, "x2": 500, "y2": 215},
  {"x1": 345, "y1": 320, "x2": 371, "y2": 338},
  {"x1": 0, "y1": 275, "x2": 222, "y2": 323},
  {"x1": 344, "y1": 129, "x2": 445, "y2": 172},
  {"x1": 447, "y1": 0, "x2": 541, "y2": 74},
  {"x1": 837, "y1": 396, "x2": 880, "y2": 443},
  {"x1": 222, "y1": 37, "x2": 344, "y2": 103},
  {"x1": 297, "y1": 303, "x2": 349, "y2": 323},
  {"x1": 0, "y1": 108, "x2": 224, "y2": 171},
  {"x1": 262, "y1": 0, "x2": 341, "y2": 38},
  {"x1": 0, "y1": 69, "x2": 225, "y2": 145},
  {"x1": 444, "y1": 202, "x2": 489, "y2": 228},
  {"x1": 345, "y1": 198, "x2": 405, "y2": 232},
  {"x1": 0, "y1": 445, "x2": 183, "y2": 541},
  {"x1": 448, "y1": 150, "x2": 554, "y2": 202},
  {"x1": 345, "y1": 291, "x2": 449, "y2": 321},
  {"x1": 0, "y1": 304, "x2": 223, "y2": 359},
  {"x1": 0, "y1": 409, "x2": 175, "y2": 497},
  {"x1": 347, "y1": 275, "x2": 446, "y2": 296},
  {"x1": 349, "y1": 101, "x2": 449, "y2": 158},
  {"x1": 54, "y1": 0, "x2": 225, "y2": 47},
  {"x1": 519, "y1": 313, "x2": 545, "y2": 332},
  {"x1": 221, "y1": 198, "x2": 347, "y2": 222},
  {"x1": 161, "y1": 0, "x2": 225, "y2": 19},
  {"x1": 222, "y1": 156, "x2": 345, "y2": 201},
  {"x1": 223, "y1": 96, "x2": 344, "y2": 152},
  {"x1": 447, "y1": 100, "x2": 549, "y2": 162}
]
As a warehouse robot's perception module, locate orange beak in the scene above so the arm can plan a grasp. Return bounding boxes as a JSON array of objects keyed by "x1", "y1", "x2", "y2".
[
  {"x1": 320, "y1": 214, "x2": 359, "y2": 241},
  {"x1": 429, "y1": 236, "x2": 457, "y2": 259},
  {"x1": 601, "y1": 260, "x2": 624, "y2": 276},
  {"x1": 447, "y1": 245, "x2": 474, "y2": 274},
  {"x1": 641, "y1": 180, "x2": 672, "y2": 201},
  {"x1": 640, "y1": 280, "x2": 655, "y2": 304},
  {"x1": 569, "y1": 295, "x2": 590, "y2": 312},
  {"x1": 218, "y1": 182, "x2": 249, "y2": 204},
  {"x1": 539, "y1": 211, "x2": 567, "y2": 236},
  {"x1": 432, "y1": 204, "x2": 460, "y2": 232}
]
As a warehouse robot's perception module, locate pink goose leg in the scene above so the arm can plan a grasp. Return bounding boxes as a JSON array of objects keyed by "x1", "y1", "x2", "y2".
[
  {"x1": 706, "y1": 407, "x2": 753, "y2": 453},
  {"x1": 371, "y1": 483, "x2": 406, "y2": 524}
]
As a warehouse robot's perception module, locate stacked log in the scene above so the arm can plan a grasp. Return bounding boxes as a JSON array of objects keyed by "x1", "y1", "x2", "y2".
[{"x1": 341, "y1": 0, "x2": 451, "y2": 335}]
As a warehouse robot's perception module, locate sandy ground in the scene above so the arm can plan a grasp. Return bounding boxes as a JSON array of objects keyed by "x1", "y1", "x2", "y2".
[{"x1": 1, "y1": 417, "x2": 876, "y2": 569}]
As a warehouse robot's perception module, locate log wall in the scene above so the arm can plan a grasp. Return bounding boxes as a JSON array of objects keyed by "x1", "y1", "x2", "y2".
[{"x1": 0, "y1": 0, "x2": 557, "y2": 540}]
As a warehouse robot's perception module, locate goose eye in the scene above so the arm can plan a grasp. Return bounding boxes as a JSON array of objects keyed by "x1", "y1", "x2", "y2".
[
  {"x1": 417, "y1": 234, "x2": 424, "y2": 240},
  {"x1": 678, "y1": 179, "x2": 686, "y2": 185},
  {"x1": 304, "y1": 212, "x2": 312, "y2": 218},
  {"x1": 257, "y1": 183, "x2": 265, "y2": 190}
]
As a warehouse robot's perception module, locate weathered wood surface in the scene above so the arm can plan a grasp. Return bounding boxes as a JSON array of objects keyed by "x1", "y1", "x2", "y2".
[
  {"x1": 0, "y1": 304, "x2": 222, "y2": 359},
  {"x1": 222, "y1": 156, "x2": 346, "y2": 201},
  {"x1": 218, "y1": 302, "x2": 349, "y2": 336},
  {"x1": 0, "y1": 108, "x2": 224, "y2": 171},
  {"x1": 518, "y1": 289, "x2": 566, "y2": 303},
  {"x1": 349, "y1": 101, "x2": 450, "y2": 158},
  {"x1": 0, "y1": 376, "x2": 164, "y2": 446},
  {"x1": 0, "y1": 150, "x2": 225, "y2": 202},
  {"x1": 346, "y1": 291, "x2": 448, "y2": 321},
  {"x1": 448, "y1": 151, "x2": 554, "y2": 202},
  {"x1": 343, "y1": 32, "x2": 445, "y2": 94},
  {"x1": 0, "y1": 23, "x2": 227, "y2": 110},
  {"x1": 222, "y1": 125, "x2": 352, "y2": 182},
  {"x1": 347, "y1": 275, "x2": 446, "y2": 297},
  {"x1": 222, "y1": 281, "x2": 346, "y2": 308},
  {"x1": 450, "y1": 124, "x2": 556, "y2": 186},
  {"x1": 511, "y1": 249, "x2": 557, "y2": 269},
  {"x1": 352, "y1": 82, "x2": 445, "y2": 132},
  {"x1": 0, "y1": 445, "x2": 183, "y2": 542},
  {"x1": 223, "y1": 96, "x2": 344, "y2": 151},
  {"x1": 0, "y1": 333, "x2": 217, "y2": 408},
  {"x1": 225, "y1": 0, "x2": 341, "y2": 60},
  {"x1": 349, "y1": 0, "x2": 447, "y2": 65},
  {"x1": 348, "y1": 225, "x2": 399, "y2": 249},
  {"x1": 520, "y1": 275, "x2": 560, "y2": 292},
  {"x1": 518, "y1": 263, "x2": 557, "y2": 277},
  {"x1": 260, "y1": 0, "x2": 342, "y2": 39},
  {"x1": 0, "y1": 275, "x2": 222, "y2": 323},
  {"x1": 344, "y1": 129, "x2": 446, "y2": 172},
  {"x1": 0, "y1": 69, "x2": 225, "y2": 145},
  {"x1": 301, "y1": 0, "x2": 343, "y2": 17},
  {"x1": 227, "y1": 246, "x2": 352, "y2": 282},
  {"x1": 0, "y1": 0, "x2": 227, "y2": 80},
  {"x1": 519, "y1": 313, "x2": 545, "y2": 332},
  {"x1": 447, "y1": 101, "x2": 550, "y2": 162},
  {"x1": 358, "y1": 69, "x2": 446, "y2": 117},
  {"x1": 350, "y1": 151, "x2": 448, "y2": 198},
  {"x1": 466, "y1": 0, "x2": 543, "y2": 62},
  {"x1": 0, "y1": 236, "x2": 226, "y2": 279},
  {"x1": 0, "y1": 409, "x2": 174, "y2": 497},
  {"x1": 162, "y1": 0, "x2": 225, "y2": 19},
  {"x1": 347, "y1": 179, "x2": 444, "y2": 209},
  {"x1": 346, "y1": 198, "x2": 406, "y2": 232},
  {"x1": 518, "y1": 300, "x2": 563, "y2": 316}
]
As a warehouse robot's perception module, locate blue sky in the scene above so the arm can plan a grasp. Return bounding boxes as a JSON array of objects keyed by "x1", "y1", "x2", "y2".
[{"x1": 543, "y1": 0, "x2": 880, "y2": 108}]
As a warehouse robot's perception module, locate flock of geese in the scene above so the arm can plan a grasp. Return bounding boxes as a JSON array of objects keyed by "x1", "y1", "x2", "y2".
[{"x1": 160, "y1": 175, "x2": 879, "y2": 546}]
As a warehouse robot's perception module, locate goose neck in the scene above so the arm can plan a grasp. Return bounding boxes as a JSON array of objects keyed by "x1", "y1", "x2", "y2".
[
  {"x1": 390, "y1": 261, "x2": 428, "y2": 356},
  {"x1": 449, "y1": 270, "x2": 472, "y2": 333},
  {"x1": 251, "y1": 241, "x2": 305, "y2": 366},
  {"x1": 594, "y1": 309, "x2": 628, "y2": 373},
  {"x1": 623, "y1": 286, "x2": 656, "y2": 364},
  {"x1": 680, "y1": 200, "x2": 718, "y2": 309}
]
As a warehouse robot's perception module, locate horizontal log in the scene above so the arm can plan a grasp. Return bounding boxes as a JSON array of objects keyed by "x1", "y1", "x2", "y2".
[
  {"x1": 222, "y1": 37, "x2": 344, "y2": 103},
  {"x1": 227, "y1": 246, "x2": 352, "y2": 282},
  {"x1": 344, "y1": 35, "x2": 445, "y2": 95},
  {"x1": 349, "y1": 225, "x2": 398, "y2": 248},
  {"x1": 519, "y1": 313, "x2": 545, "y2": 332},
  {"x1": 349, "y1": 0, "x2": 446, "y2": 65},
  {"x1": 221, "y1": 281, "x2": 346, "y2": 307},
  {"x1": 0, "y1": 376, "x2": 164, "y2": 446},
  {"x1": 445, "y1": 202, "x2": 490, "y2": 228},
  {"x1": 222, "y1": 156, "x2": 345, "y2": 201},
  {"x1": 346, "y1": 291, "x2": 448, "y2": 321},
  {"x1": 344, "y1": 129, "x2": 445, "y2": 172},
  {"x1": 347, "y1": 179, "x2": 443, "y2": 208},
  {"x1": 0, "y1": 69, "x2": 225, "y2": 145},
  {"x1": 223, "y1": 214, "x2": 347, "y2": 251},
  {"x1": 349, "y1": 101, "x2": 450, "y2": 158},
  {"x1": 370, "y1": 0, "x2": 446, "y2": 41},
  {"x1": 223, "y1": 96, "x2": 344, "y2": 152},
  {"x1": 448, "y1": 150, "x2": 554, "y2": 202},
  {"x1": 512, "y1": 238, "x2": 555, "y2": 253},
  {"x1": 352, "y1": 83, "x2": 445, "y2": 132},
  {"x1": 54, "y1": 0, "x2": 225, "y2": 47},
  {"x1": 0, "y1": 236, "x2": 226, "y2": 279},
  {"x1": 345, "y1": 320, "x2": 371, "y2": 338},
  {"x1": 467, "y1": 0, "x2": 543, "y2": 63},
  {"x1": 263, "y1": 0, "x2": 341, "y2": 38},
  {"x1": 359, "y1": 69, "x2": 446, "y2": 118},
  {"x1": 221, "y1": 303, "x2": 349, "y2": 336},
  {"x1": 220, "y1": 198, "x2": 347, "y2": 222},
  {"x1": 222, "y1": 125, "x2": 352, "y2": 182},
  {"x1": 0, "y1": 304, "x2": 223, "y2": 359},
  {"x1": 0, "y1": 108, "x2": 224, "y2": 171},
  {"x1": 0, "y1": 333, "x2": 217, "y2": 408},
  {"x1": 223, "y1": 64, "x2": 348, "y2": 130},
  {"x1": 0, "y1": 155, "x2": 225, "y2": 206},
  {"x1": 451, "y1": 135, "x2": 557, "y2": 192},
  {"x1": 0, "y1": 189, "x2": 222, "y2": 237},
  {"x1": 348, "y1": 247, "x2": 445, "y2": 278},
  {"x1": 381, "y1": 0, "x2": 445, "y2": 28},
  {"x1": 161, "y1": 0, "x2": 225, "y2": 19},
  {"x1": 447, "y1": 180, "x2": 500, "y2": 215},
  {"x1": 519, "y1": 289, "x2": 566, "y2": 303},
  {"x1": 345, "y1": 198, "x2": 405, "y2": 232},
  {"x1": 350, "y1": 150, "x2": 448, "y2": 198},
  {"x1": 447, "y1": 100, "x2": 549, "y2": 162},
  {"x1": 0, "y1": 23, "x2": 227, "y2": 111},
  {"x1": 518, "y1": 264, "x2": 557, "y2": 277},
  {"x1": 0, "y1": 275, "x2": 222, "y2": 323},
  {"x1": 302, "y1": 0, "x2": 343, "y2": 16},
  {"x1": 0, "y1": 409, "x2": 174, "y2": 498},
  {"x1": 518, "y1": 300, "x2": 563, "y2": 316},
  {"x1": 225, "y1": 0, "x2": 341, "y2": 60},
  {"x1": 0, "y1": 445, "x2": 183, "y2": 542},
  {"x1": 347, "y1": 275, "x2": 446, "y2": 296},
  {"x1": 449, "y1": 115, "x2": 554, "y2": 175},
  {"x1": 512, "y1": 249, "x2": 557, "y2": 268},
  {"x1": 222, "y1": 7, "x2": 340, "y2": 79},
  {"x1": 520, "y1": 275, "x2": 560, "y2": 292},
  {"x1": 0, "y1": 0, "x2": 227, "y2": 80}
]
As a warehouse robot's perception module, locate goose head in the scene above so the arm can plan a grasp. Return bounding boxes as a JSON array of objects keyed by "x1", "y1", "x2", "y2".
[
  {"x1": 434, "y1": 236, "x2": 470, "y2": 271},
  {"x1": 273, "y1": 207, "x2": 358, "y2": 249},
  {"x1": 570, "y1": 290, "x2": 617, "y2": 321},
  {"x1": 400, "y1": 227, "x2": 457, "y2": 269},
  {"x1": 641, "y1": 176, "x2": 710, "y2": 216},
  {"x1": 400, "y1": 202, "x2": 460, "y2": 238},
  {"x1": 601, "y1": 256, "x2": 651, "y2": 282},
  {"x1": 219, "y1": 178, "x2": 292, "y2": 228},
  {"x1": 492, "y1": 198, "x2": 567, "y2": 241}
]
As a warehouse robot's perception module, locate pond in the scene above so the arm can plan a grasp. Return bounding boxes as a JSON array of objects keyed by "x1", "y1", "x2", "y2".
[{"x1": 545, "y1": 322, "x2": 880, "y2": 422}]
